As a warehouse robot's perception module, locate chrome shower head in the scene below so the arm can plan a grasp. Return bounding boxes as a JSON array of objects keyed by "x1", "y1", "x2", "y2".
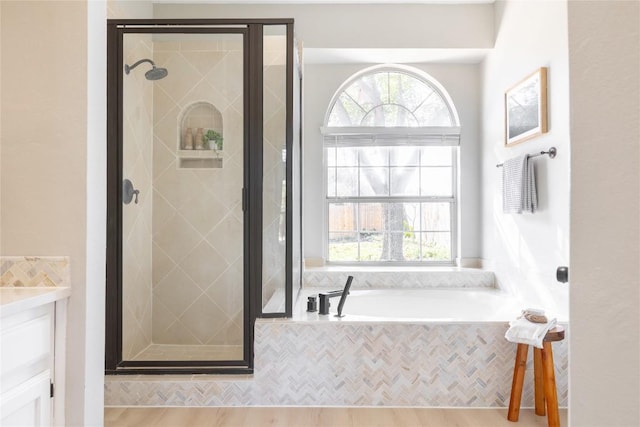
[{"x1": 124, "y1": 58, "x2": 168, "y2": 81}]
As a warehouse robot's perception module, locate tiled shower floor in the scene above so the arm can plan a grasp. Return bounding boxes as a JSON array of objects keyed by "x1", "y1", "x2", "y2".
[{"x1": 130, "y1": 344, "x2": 243, "y2": 361}]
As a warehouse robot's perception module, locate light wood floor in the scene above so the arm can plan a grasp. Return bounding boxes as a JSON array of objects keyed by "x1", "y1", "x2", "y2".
[{"x1": 105, "y1": 407, "x2": 568, "y2": 426}]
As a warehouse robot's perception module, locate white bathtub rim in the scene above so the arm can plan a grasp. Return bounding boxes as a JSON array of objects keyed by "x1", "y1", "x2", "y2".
[{"x1": 291, "y1": 287, "x2": 569, "y2": 323}]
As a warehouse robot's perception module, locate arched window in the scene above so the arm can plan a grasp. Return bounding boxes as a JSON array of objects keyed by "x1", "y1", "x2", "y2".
[
  {"x1": 323, "y1": 65, "x2": 460, "y2": 264},
  {"x1": 326, "y1": 67, "x2": 459, "y2": 128}
]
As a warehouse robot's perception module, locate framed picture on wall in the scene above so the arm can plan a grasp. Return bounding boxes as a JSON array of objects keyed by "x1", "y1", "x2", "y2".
[{"x1": 505, "y1": 67, "x2": 548, "y2": 146}]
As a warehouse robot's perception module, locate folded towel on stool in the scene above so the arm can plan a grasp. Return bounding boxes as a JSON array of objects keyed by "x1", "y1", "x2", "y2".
[{"x1": 505, "y1": 310, "x2": 557, "y2": 349}]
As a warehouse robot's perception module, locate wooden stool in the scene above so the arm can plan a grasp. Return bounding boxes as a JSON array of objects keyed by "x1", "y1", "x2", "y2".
[{"x1": 507, "y1": 326, "x2": 565, "y2": 427}]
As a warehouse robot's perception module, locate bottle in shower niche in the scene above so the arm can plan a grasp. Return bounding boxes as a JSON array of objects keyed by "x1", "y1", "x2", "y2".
[
  {"x1": 184, "y1": 127, "x2": 194, "y2": 150},
  {"x1": 195, "y1": 128, "x2": 204, "y2": 150}
]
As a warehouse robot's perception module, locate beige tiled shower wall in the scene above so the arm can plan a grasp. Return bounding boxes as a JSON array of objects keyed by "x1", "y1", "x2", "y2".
[
  {"x1": 121, "y1": 34, "x2": 154, "y2": 360},
  {"x1": 151, "y1": 37, "x2": 244, "y2": 346},
  {"x1": 262, "y1": 33, "x2": 287, "y2": 311}
]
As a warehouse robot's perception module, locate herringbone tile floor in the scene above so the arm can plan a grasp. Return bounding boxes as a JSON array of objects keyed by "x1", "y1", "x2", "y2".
[{"x1": 105, "y1": 407, "x2": 568, "y2": 426}]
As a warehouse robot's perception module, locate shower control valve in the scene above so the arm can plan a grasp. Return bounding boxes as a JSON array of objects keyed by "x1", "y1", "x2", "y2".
[{"x1": 123, "y1": 179, "x2": 140, "y2": 205}]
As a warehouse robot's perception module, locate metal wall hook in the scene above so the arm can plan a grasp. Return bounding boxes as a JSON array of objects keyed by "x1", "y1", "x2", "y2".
[{"x1": 123, "y1": 179, "x2": 140, "y2": 204}]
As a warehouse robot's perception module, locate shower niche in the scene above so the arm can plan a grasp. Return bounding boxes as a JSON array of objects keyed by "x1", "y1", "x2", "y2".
[
  {"x1": 178, "y1": 102, "x2": 224, "y2": 169},
  {"x1": 106, "y1": 20, "x2": 301, "y2": 375}
]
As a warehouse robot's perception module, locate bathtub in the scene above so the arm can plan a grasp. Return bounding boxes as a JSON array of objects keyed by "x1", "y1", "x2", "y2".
[
  {"x1": 295, "y1": 287, "x2": 524, "y2": 322},
  {"x1": 246, "y1": 286, "x2": 567, "y2": 407}
]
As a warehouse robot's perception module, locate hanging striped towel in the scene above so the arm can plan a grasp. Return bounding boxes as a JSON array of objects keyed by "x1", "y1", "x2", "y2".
[{"x1": 502, "y1": 154, "x2": 538, "y2": 214}]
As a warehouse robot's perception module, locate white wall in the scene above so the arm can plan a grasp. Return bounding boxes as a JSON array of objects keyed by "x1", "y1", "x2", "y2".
[
  {"x1": 154, "y1": 3, "x2": 493, "y2": 50},
  {"x1": 303, "y1": 63, "x2": 482, "y2": 263},
  {"x1": 108, "y1": 0, "x2": 153, "y2": 20},
  {"x1": 86, "y1": 2, "x2": 107, "y2": 425},
  {"x1": 568, "y1": 1, "x2": 640, "y2": 425},
  {"x1": 480, "y1": 0, "x2": 570, "y2": 314}
]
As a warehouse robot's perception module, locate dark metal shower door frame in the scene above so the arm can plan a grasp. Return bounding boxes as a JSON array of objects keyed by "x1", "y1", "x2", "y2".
[{"x1": 105, "y1": 19, "x2": 294, "y2": 375}]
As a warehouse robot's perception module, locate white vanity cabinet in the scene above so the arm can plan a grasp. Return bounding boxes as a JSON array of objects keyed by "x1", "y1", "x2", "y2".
[{"x1": 0, "y1": 288, "x2": 69, "y2": 426}]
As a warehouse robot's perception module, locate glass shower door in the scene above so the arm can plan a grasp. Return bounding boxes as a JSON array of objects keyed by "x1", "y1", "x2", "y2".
[{"x1": 120, "y1": 31, "x2": 245, "y2": 363}]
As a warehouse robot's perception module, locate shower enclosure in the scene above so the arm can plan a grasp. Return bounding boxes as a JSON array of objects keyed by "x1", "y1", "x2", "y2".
[{"x1": 105, "y1": 20, "x2": 301, "y2": 374}]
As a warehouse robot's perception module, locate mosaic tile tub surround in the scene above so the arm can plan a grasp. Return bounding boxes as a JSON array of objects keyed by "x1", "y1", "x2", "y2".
[
  {"x1": 105, "y1": 320, "x2": 568, "y2": 407},
  {"x1": 303, "y1": 268, "x2": 496, "y2": 289},
  {"x1": 0, "y1": 256, "x2": 70, "y2": 287}
]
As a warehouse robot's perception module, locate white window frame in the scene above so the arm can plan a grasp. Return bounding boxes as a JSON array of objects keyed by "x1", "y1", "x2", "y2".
[{"x1": 322, "y1": 66, "x2": 461, "y2": 266}]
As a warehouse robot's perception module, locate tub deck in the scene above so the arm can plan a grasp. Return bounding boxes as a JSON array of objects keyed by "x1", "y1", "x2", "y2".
[{"x1": 295, "y1": 287, "x2": 523, "y2": 322}]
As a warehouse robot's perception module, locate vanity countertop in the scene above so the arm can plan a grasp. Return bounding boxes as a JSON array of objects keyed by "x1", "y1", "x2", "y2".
[{"x1": 0, "y1": 287, "x2": 71, "y2": 317}]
